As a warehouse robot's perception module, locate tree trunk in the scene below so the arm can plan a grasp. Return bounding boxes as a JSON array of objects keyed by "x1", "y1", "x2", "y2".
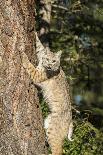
[
  {"x1": 0, "y1": 1, "x2": 47, "y2": 155},
  {"x1": 37, "y1": 0, "x2": 52, "y2": 47}
]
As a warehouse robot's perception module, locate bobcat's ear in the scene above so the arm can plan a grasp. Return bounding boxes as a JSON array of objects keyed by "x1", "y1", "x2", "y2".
[
  {"x1": 56, "y1": 50, "x2": 62, "y2": 58},
  {"x1": 45, "y1": 47, "x2": 51, "y2": 53}
]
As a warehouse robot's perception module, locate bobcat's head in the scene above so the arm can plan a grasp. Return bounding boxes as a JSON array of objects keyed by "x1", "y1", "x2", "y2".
[{"x1": 40, "y1": 50, "x2": 62, "y2": 72}]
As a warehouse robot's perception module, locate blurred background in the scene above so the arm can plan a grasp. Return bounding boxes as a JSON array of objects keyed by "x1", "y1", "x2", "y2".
[{"x1": 36, "y1": 0, "x2": 103, "y2": 154}]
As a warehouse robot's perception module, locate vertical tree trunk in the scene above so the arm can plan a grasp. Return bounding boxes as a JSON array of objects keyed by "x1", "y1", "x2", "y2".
[
  {"x1": 0, "y1": 1, "x2": 47, "y2": 155},
  {"x1": 37, "y1": 0, "x2": 52, "y2": 47}
]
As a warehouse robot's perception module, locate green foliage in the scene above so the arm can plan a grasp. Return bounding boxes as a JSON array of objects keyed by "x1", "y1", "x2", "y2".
[
  {"x1": 63, "y1": 121, "x2": 103, "y2": 155},
  {"x1": 40, "y1": 99, "x2": 49, "y2": 118}
]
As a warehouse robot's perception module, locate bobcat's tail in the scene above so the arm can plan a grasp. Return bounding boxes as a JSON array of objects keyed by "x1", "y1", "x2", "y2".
[{"x1": 68, "y1": 122, "x2": 74, "y2": 141}]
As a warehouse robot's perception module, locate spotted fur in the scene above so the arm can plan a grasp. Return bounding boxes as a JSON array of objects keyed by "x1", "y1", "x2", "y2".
[{"x1": 22, "y1": 33, "x2": 73, "y2": 155}]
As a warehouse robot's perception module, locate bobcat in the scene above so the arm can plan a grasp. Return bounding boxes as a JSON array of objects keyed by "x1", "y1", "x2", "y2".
[{"x1": 21, "y1": 33, "x2": 73, "y2": 155}]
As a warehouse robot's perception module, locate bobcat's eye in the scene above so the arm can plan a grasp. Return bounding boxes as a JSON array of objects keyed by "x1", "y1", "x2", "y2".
[
  {"x1": 52, "y1": 60, "x2": 56, "y2": 63},
  {"x1": 46, "y1": 58, "x2": 49, "y2": 61}
]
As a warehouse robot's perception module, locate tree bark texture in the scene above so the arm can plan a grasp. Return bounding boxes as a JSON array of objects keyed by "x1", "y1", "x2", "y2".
[{"x1": 0, "y1": 0, "x2": 47, "y2": 155}]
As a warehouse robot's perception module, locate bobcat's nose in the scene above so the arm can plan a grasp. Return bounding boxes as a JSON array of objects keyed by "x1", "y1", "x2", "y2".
[{"x1": 46, "y1": 66, "x2": 51, "y2": 70}]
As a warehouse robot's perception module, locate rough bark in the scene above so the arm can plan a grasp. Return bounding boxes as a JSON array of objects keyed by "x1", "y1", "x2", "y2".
[{"x1": 0, "y1": 0, "x2": 47, "y2": 155}]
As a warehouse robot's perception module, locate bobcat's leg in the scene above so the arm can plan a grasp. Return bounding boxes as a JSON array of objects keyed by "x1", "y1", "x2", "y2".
[
  {"x1": 21, "y1": 52, "x2": 48, "y2": 83},
  {"x1": 46, "y1": 118, "x2": 63, "y2": 155},
  {"x1": 48, "y1": 140, "x2": 63, "y2": 155}
]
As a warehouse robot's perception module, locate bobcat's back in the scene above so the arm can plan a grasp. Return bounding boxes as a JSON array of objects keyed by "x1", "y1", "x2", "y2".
[{"x1": 41, "y1": 69, "x2": 73, "y2": 155}]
